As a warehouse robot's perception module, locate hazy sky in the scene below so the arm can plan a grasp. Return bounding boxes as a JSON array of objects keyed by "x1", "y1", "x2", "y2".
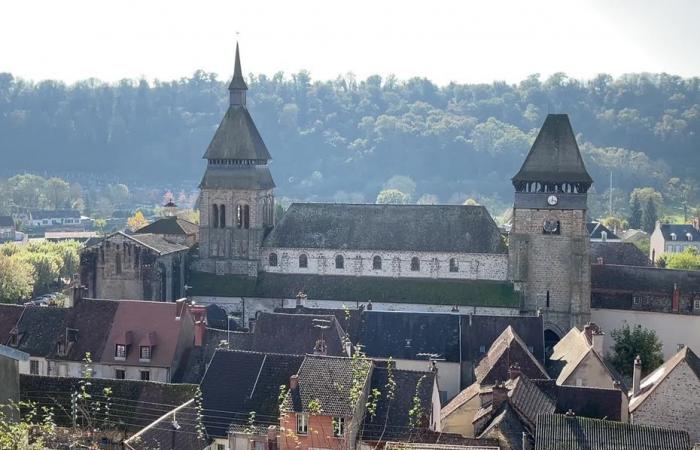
[{"x1": 2, "y1": 0, "x2": 699, "y2": 85}]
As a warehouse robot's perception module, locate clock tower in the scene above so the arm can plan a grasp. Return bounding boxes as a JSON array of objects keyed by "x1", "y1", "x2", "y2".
[{"x1": 508, "y1": 114, "x2": 593, "y2": 338}]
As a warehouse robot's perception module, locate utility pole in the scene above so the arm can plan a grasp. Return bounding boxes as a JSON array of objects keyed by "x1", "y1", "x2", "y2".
[{"x1": 609, "y1": 171, "x2": 613, "y2": 217}]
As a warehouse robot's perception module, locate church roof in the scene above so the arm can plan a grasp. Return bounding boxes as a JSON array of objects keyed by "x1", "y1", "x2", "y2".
[
  {"x1": 199, "y1": 165, "x2": 275, "y2": 190},
  {"x1": 135, "y1": 217, "x2": 198, "y2": 236},
  {"x1": 228, "y1": 42, "x2": 248, "y2": 91},
  {"x1": 202, "y1": 106, "x2": 272, "y2": 161},
  {"x1": 512, "y1": 114, "x2": 592, "y2": 184},
  {"x1": 263, "y1": 203, "x2": 506, "y2": 254}
]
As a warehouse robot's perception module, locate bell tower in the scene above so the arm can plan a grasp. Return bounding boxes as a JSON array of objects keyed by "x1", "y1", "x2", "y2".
[
  {"x1": 508, "y1": 114, "x2": 592, "y2": 336},
  {"x1": 197, "y1": 43, "x2": 275, "y2": 276}
]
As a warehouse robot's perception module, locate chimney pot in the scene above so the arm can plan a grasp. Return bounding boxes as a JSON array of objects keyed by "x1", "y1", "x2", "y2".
[
  {"x1": 267, "y1": 425, "x2": 278, "y2": 450},
  {"x1": 366, "y1": 300, "x2": 373, "y2": 310},
  {"x1": 289, "y1": 374, "x2": 299, "y2": 391},
  {"x1": 492, "y1": 381, "x2": 509, "y2": 411}
]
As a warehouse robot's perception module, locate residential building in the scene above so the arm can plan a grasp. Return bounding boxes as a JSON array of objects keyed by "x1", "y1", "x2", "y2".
[
  {"x1": 29, "y1": 209, "x2": 83, "y2": 228},
  {"x1": 629, "y1": 345, "x2": 700, "y2": 443},
  {"x1": 587, "y1": 221, "x2": 621, "y2": 242},
  {"x1": 44, "y1": 231, "x2": 99, "y2": 243},
  {"x1": 534, "y1": 413, "x2": 692, "y2": 450},
  {"x1": 650, "y1": 219, "x2": 700, "y2": 261},
  {"x1": 0, "y1": 215, "x2": 15, "y2": 242},
  {"x1": 590, "y1": 241, "x2": 650, "y2": 266},
  {"x1": 124, "y1": 399, "x2": 207, "y2": 450}
]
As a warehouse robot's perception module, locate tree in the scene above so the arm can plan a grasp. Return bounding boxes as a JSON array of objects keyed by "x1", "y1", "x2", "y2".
[
  {"x1": 641, "y1": 197, "x2": 658, "y2": 233},
  {"x1": 127, "y1": 210, "x2": 149, "y2": 231},
  {"x1": 608, "y1": 324, "x2": 664, "y2": 377},
  {"x1": 628, "y1": 195, "x2": 642, "y2": 229},
  {"x1": 45, "y1": 177, "x2": 71, "y2": 210},
  {"x1": 665, "y1": 247, "x2": 700, "y2": 270},
  {"x1": 94, "y1": 218, "x2": 107, "y2": 235},
  {"x1": 0, "y1": 254, "x2": 35, "y2": 303},
  {"x1": 16, "y1": 252, "x2": 61, "y2": 295},
  {"x1": 376, "y1": 189, "x2": 409, "y2": 205}
]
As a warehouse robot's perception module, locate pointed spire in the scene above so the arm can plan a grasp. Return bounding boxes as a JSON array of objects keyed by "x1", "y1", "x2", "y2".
[{"x1": 229, "y1": 42, "x2": 248, "y2": 92}]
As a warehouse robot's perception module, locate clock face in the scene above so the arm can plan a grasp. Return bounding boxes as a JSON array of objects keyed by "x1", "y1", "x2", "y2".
[
  {"x1": 547, "y1": 195, "x2": 558, "y2": 206},
  {"x1": 543, "y1": 219, "x2": 559, "y2": 234}
]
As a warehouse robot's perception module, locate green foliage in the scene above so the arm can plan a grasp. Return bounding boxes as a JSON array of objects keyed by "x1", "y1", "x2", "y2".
[
  {"x1": 665, "y1": 247, "x2": 700, "y2": 270},
  {"x1": 307, "y1": 398, "x2": 322, "y2": 415},
  {"x1": 376, "y1": 189, "x2": 410, "y2": 205},
  {"x1": 628, "y1": 195, "x2": 642, "y2": 229},
  {"x1": 408, "y1": 375, "x2": 427, "y2": 429},
  {"x1": 0, "y1": 401, "x2": 56, "y2": 449},
  {"x1": 609, "y1": 324, "x2": 664, "y2": 377},
  {"x1": 0, "y1": 253, "x2": 35, "y2": 303},
  {"x1": 641, "y1": 197, "x2": 659, "y2": 233}
]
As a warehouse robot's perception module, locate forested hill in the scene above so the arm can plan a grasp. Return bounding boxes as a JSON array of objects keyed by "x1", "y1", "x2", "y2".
[{"x1": 1, "y1": 71, "x2": 698, "y2": 217}]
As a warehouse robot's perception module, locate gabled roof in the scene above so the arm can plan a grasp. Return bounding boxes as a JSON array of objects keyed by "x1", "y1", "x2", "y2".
[
  {"x1": 201, "y1": 349, "x2": 304, "y2": 437},
  {"x1": 247, "y1": 312, "x2": 347, "y2": 356},
  {"x1": 462, "y1": 315, "x2": 545, "y2": 364},
  {"x1": 503, "y1": 374, "x2": 556, "y2": 428},
  {"x1": 106, "y1": 232, "x2": 189, "y2": 256},
  {"x1": 0, "y1": 304, "x2": 24, "y2": 344},
  {"x1": 135, "y1": 217, "x2": 198, "y2": 236},
  {"x1": 275, "y1": 306, "x2": 363, "y2": 344},
  {"x1": 263, "y1": 203, "x2": 506, "y2": 254},
  {"x1": 361, "y1": 368, "x2": 436, "y2": 441},
  {"x1": 288, "y1": 355, "x2": 371, "y2": 416},
  {"x1": 534, "y1": 414, "x2": 692, "y2": 450},
  {"x1": 629, "y1": 345, "x2": 700, "y2": 413},
  {"x1": 553, "y1": 385, "x2": 623, "y2": 421},
  {"x1": 474, "y1": 326, "x2": 549, "y2": 385},
  {"x1": 478, "y1": 404, "x2": 527, "y2": 450},
  {"x1": 15, "y1": 307, "x2": 68, "y2": 356},
  {"x1": 587, "y1": 222, "x2": 620, "y2": 240},
  {"x1": 360, "y1": 311, "x2": 461, "y2": 362},
  {"x1": 441, "y1": 382, "x2": 481, "y2": 420},
  {"x1": 590, "y1": 242, "x2": 650, "y2": 266},
  {"x1": 512, "y1": 114, "x2": 592, "y2": 184},
  {"x1": 0, "y1": 216, "x2": 14, "y2": 227},
  {"x1": 124, "y1": 399, "x2": 207, "y2": 450},
  {"x1": 658, "y1": 223, "x2": 700, "y2": 242},
  {"x1": 53, "y1": 298, "x2": 119, "y2": 362},
  {"x1": 202, "y1": 106, "x2": 271, "y2": 161}
]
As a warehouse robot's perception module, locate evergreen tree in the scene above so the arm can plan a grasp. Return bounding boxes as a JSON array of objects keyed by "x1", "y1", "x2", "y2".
[
  {"x1": 628, "y1": 195, "x2": 642, "y2": 229},
  {"x1": 641, "y1": 197, "x2": 658, "y2": 233}
]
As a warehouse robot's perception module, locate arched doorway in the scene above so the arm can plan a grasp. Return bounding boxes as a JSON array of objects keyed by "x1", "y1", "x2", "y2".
[{"x1": 544, "y1": 328, "x2": 562, "y2": 358}]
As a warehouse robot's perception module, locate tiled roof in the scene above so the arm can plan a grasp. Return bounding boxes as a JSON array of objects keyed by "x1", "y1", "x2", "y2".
[
  {"x1": 360, "y1": 311, "x2": 461, "y2": 362},
  {"x1": 591, "y1": 264, "x2": 700, "y2": 293},
  {"x1": 0, "y1": 304, "x2": 24, "y2": 344},
  {"x1": 590, "y1": 242, "x2": 650, "y2": 266},
  {"x1": 203, "y1": 106, "x2": 271, "y2": 161},
  {"x1": 289, "y1": 355, "x2": 370, "y2": 417},
  {"x1": 124, "y1": 232, "x2": 190, "y2": 255},
  {"x1": 504, "y1": 375, "x2": 555, "y2": 428},
  {"x1": 629, "y1": 345, "x2": 700, "y2": 413},
  {"x1": 274, "y1": 306, "x2": 363, "y2": 344},
  {"x1": 461, "y1": 315, "x2": 545, "y2": 365},
  {"x1": 554, "y1": 385, "x2": 623, "y2": 421},
  {"x1": 361, "y1": 368, "x2": 435, "y2": 441},
  {"x1": 248, "y1": 312, "x2": 347, "y2": 356},
  {"x1": 512, "y1": 114, "x2": 592, "y2": 184},
  {"x1": 135, "y1": 217, "x2": 198, "y2": 236},
  {"x1": 658, "y1": 223, "x2": 700, "y2": 242},
  {"x1": 200, "y1": 350, "x2": 303, "y2": 437},
  {"x1": 478, "y1": 404, "x2": 527, "y2": 450},
  {"x1": 474, "y1": 326, "x2": 549, "y2": 385},
  {"x1": 30, "y1": 209, "x2": 81, "y2": 220},
  {"x1": 52, "y1": 298, "x2": 119, "y2": 362},
  {"x1": 124, "y1": 399, "x2": 207, "y2": 450},
  {"x1": 263, "y1": 203, "x2": 507, "y2": 254},
  {"x1": 15, "y1": 307, "x2": 68, "y2": 356},
  {"x1": 0, "y1": 216, "x2": 14, "y2": 227},
  {"x1": 587, "y1": 222, "x2": 620, "y2": 240},
  {"x1": 171, "y1": 328, "x2": 229, "y2": 384},
  {"x1": 534, "y1": 414, "x2": 692, "y2": 450}
]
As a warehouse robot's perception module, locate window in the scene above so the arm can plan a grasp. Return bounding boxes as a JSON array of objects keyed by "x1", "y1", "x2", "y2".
[
  {"x1": 333, "y1": 417, "x2": 345, "y2": 437},
  {"x1": 671, "y1": 233, "x2": 677, "y2": 241},
  {"x1": 212, "y1": 204, "x2": 219, "y2": 229},
  {"x1": 115, "y1": 253, "x2": 122, "y2": 275},
  {"x1": 299, "y1": 254, "x2": 308, "y2": 269},
  {"x1": 297, "y1": 414, "x2": 308, "y2": 434},
  {"x1": 479, "y1": 345, "x2": 486, "y2": 354},
  {"x1": 449, "y1": 258, "x2": 458, "y2": 273},
  {"x1": 694, "y1": 298, "x2": 700, "y2": 310},
  {"x1": 115, "y1": 369, "x2": 126, "y2": 380},
  {"x1": 115, "y1": 344, "x2": 127, "y2": 359},
  {"x1": 633, "y1": 296, "x2": 642, "y2": 305},
  {"x1": 236, "y1": 204, "x2": 250, "y2": 229},
  {"x1": 140, "y1": 346, "x2": 151, "y2": 361},
  {"x1": 335, "y1": 255, "x2": 344, "y2": 269},
  {"x1": 410, "y1": 257, "x2": 420, "y2": 272},
  {"x1": 30, "y1": 360, "x2": 39, "y2": 375},
  {"x1": 687, "y1": 233, "x2": 693, "y2": 241},
  {"x1": 216, "y1": 444, "x2": 227, "y2": 450},
  {"x1": 269, "y1": 253, "x2": 278, "y2": 267},
  {"x1": 372, "y1": 255, "x2": 382, "y2": 270},
  {"x1": 219, "y1": 204, "x2": 226, "y2": 228},
  {"x1": 140, "y1": 370, "x2": 150, "y2": 381},
  {"x1": 546, "y1": 290, "x2": 550, "y2": 308},
  {"x1": 56, "y1": 342, "x2": 65, "y2": 356}
]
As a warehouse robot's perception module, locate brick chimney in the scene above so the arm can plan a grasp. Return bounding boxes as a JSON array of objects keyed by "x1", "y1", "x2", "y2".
[
  {"x1": 508, "y1": 363, "x2": 521, "y2": 381},
  {"x1": 189, "y1": 304, "x2": 207, "y2": 347},
  {"x1": 492, "y1": 381, "x2": 509, "y2": 411},
  {"x1": 267, "y1": 426, "x2": 278, "y2": 450},
  {"x1": 366, "y1": 300, "x2": 373, "y2": 310},
  {"x1": 289, "y1": 374, "x2": 299, "y2": 391},
  {"x1": 632, "y1": 355, "x2": 642, "y2": 397},
  {"x1": 583, "y1": 323, "x2": 593, "y2": 344},
  {"x1": 672, "y1": 283, "x2": 681, "y2": 312},
  {"x1": 592, "y1": 329, "x2": 605, "y2": 356}
]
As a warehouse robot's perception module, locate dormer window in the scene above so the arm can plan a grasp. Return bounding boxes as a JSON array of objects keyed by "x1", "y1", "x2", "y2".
[
  {"x1": 671, "y1": 233, "x2": 677, "y2": 241},
  {"x1": 140, "y1": 346, "x2": 152, "y2": 361},
  {"x1": 115, "y1": 344, "x2": 127, "y2": 359},
  {"x1": 601, "y1": 231, "x2": 607, "y2": 242},
  {"x1": 687, "y1": 233, "x2": 693, "y2": 241},
  {"x1": 57, "y1": 342, "x2": 66, "y2": 356}
]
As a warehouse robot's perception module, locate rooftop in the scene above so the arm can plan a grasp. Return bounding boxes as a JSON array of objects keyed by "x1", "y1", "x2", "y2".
[
  {"x1": 590, "y1": 242, "x2": 650, "y2": 266},
  {"x1": 135, "y1": 217, "x2": 198, "y2": 236},
  {"x1": 474, "y1": 326, "x2": 549, "y2": 385}
]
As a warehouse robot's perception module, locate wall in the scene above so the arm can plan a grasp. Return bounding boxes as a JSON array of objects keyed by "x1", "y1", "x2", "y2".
[
  {"x1": 280, "y1": 413, "x2": 347, "y2": 450},
  {"x1": 591, "y1": 308, "x2": 700, "y2": 360},
  {"x1": 441, "y1": 391, "x2": 481, "y2": 437},
  {"x1": 263, "y1": 248, "x2": 509, "y2": 282},
  {"x1": 0, "y1": 356, "x2": 20, "y2": 420},
  {"x1": 380, "y1": 359, "x2": 460, "y2": 403},
  {"x1": 561, "y1": 352, "x2": 617, "y2": 389},
  {"x1": 632, "y1": 361, "x2": 700, "y2": 443}
]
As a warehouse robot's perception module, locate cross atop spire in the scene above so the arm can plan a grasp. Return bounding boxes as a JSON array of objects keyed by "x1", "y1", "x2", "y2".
[{"x1": 229, "y1": 42, "x2": 248, "y2": 105}]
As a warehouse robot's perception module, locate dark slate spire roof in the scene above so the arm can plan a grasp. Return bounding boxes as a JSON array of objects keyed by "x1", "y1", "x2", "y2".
[
  {"x1": 228, "y1": 42, "x2": 248, "y2": 91},
  {"x1": 512, "y1": 114, "x2": 592, "y2": 184}
]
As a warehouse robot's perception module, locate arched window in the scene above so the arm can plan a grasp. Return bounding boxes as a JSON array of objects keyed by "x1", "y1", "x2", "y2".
[
  {"x1": 269, "y1": 253, "x2": 278, "y2": 267},
  {"x1": 219, "y1": 204, "x2": 226, "y2": 228},
  {"x1": 449, "y1": 258, "x2": 458, "y2": 272},
  {"x1": 335, "y1": 255, "x2": 344, "y2": 269},
  {"x1": 212, "y1": 204, "x2": 219, "y2": 229},
  {"x1": 299, "y1": 254, "x2": 308, "y2": 268},
  {"x1": 373, "y1": 256, "x2": 382, "y2": 270},
  {"x1": 410, "y1": 257, "x2": 420, "y2": 271}
]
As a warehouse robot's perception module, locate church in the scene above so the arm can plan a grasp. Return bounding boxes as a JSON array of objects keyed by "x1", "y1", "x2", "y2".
[{"x1": 189, "y1": 44, "x2": 593, "y2": 339}]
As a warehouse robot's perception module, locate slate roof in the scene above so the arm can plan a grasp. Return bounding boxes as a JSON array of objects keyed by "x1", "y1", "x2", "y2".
[
  {"x1": 0, "y1": 216, "x2": 14, "y2": 227},
  {"x1": 288, "y1": 355, "x2": 370, "y2": 416},
  {"x1": 203, "y1": 106, "x2": 271, "y2": 161},
  {"x1": 590, "y1": 242, "x2": 650, "y2": 266},
  {"x1": 171, "y1": 327, "x2": 229, "y2": 384},
  {"x1": 188, "y1": 271, "x2": 518, "y2": 307},
  {"x1": 512, "y1": 114, "x2": 592, "y2": 184},
  {"x1": 247, "y1": 312, "x2": 346, "y2": 356},
  {"x1": 30, "y1": 210, "x2": 81, "y2": 220},
  {"x1": 587, "y1": 222, "x2": 620, "y2": 240},
  {"x1": 199, "y1": 165, "x2": 275, "y2": 190},
  {"x1": 15, "y1": 307, "x2": 68, "y2": 356},
  {"x1": 461, "y1": 315, "x2": 545, "y2": 365},
  {"x1": 359, "y1": 311, "x2": 461, "y2": 362},
  {"x1": 478, "y1": 404, "x2": 527, "y2": 450},
  {"x1": 0, "y1": 304, "x2": 24, "y2": 344},
  {"x1": 200, "y1": 350, "x2": 304, "y2": 437},
  {"x1": 534, "y1": 414, "x2": 692, "y2": 450},
  {"x1": 51, "y1": 298, "x2": 119, "y2": 362},
  {"x1": 361, "y1": 368, "x2": 436, "y2": 441},
  {"x1": 474, "y1": 326, "x2": 549, "y2": 385},
  {"x1": 591, "y1": 264, "x2": 700, "y2": 293},
  {"x1": 135, "y1": 217, "x2": 198, "y2": 236},
  {"x1": 629, "y1": 345, "x2": 700, "y2": 413},
  {"x1": 263, "y1": 203, "x2": 506, "y2": 254},
  {"x1": 119, "y1": 232, "x2": 190, "y2": 255},
  {"x1": 124, "y1": 399, "x2": 207, "y2": 450},
  {"x1": 274, "y1": 306, "x2": 363, "y2": 344},
  {"x1": 228, "y1": 42, "x2": 248, "y2": 91},
  {"x1": 554, "y1": 385, "x2": 623, "y2": 421},
  {"x1": 503, "y1": 375, "x2": 556, "y2": 428},
  {"x1": 658, "y1": 223, "x2": 700, "y2": 242}
]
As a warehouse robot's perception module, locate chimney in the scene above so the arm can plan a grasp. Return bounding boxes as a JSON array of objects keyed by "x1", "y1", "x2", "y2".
[
  {"x1": 295, "y1": 291, "x2": 306, "y2": 308},
  {"x1": 249, "y1": 317, "x2": 257, "y2": 333},
  {"x1": 672, "y1": 284, "x2": 681, "y2": 312},
  {"x1": 583, "y1": 323, "x2": 593, "y2": 344},
  {"x1": 693, "y1": 217, "x2": 700, "y2": 231},
  {"x1": 592, "y1": 329, "x2": 605, "y2": 355},
  {"x1": 189, "y1": 304, "x2": 207, "y2": 347},
  {"x1": 632, "y1": 355, "x2": 642, "y2": 397},
  {"x1": 289, "y1": 374, "x2": 299, "y2": 391},
  {"x1": 267, "y1": 426, "x2": 278, "y2": 450},
  {"x1": 344, "y1": 339, "x2": 352, "y2": 357},
  {"x1": 508, "y1": 363, "x2": 521, "y2": 381},
  {"x1": 366, "y1": 300, "x2": 373, "y2": 310},
  {"x1": 596, "y1": 257, "x2": 604, "y2": 265},
  {"x1": 492, "y1": 381, "x2": 508, "y2": 412}
]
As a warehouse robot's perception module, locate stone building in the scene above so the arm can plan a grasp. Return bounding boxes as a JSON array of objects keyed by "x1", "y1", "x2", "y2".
[
  {"x1": 80, "y1": 231, "x2": 189, "y2": 301},
  {"x1": 649, "y1": 219, "x2": 700, "y2": 262}
]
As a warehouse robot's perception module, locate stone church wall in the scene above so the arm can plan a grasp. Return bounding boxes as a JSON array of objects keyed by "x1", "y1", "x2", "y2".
[{"x1": 261, "y1": 248, "x2": 509, "y2": 281}]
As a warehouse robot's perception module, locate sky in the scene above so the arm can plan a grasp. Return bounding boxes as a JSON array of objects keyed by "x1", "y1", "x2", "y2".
[{"x1": 1, "y1": 0, "x2": 699, "y2": 86}]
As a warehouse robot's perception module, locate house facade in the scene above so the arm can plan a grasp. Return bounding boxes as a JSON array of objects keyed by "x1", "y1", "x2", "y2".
[
  {"x1": 0, "y1": 216, "x2": 15, "y2": 242},
  {"x1": 29, "y1": 209, "x2": 84, "y2": 228},
  {"x1": 649, "y1": 219, "x2": 700, "y2": 261}
]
